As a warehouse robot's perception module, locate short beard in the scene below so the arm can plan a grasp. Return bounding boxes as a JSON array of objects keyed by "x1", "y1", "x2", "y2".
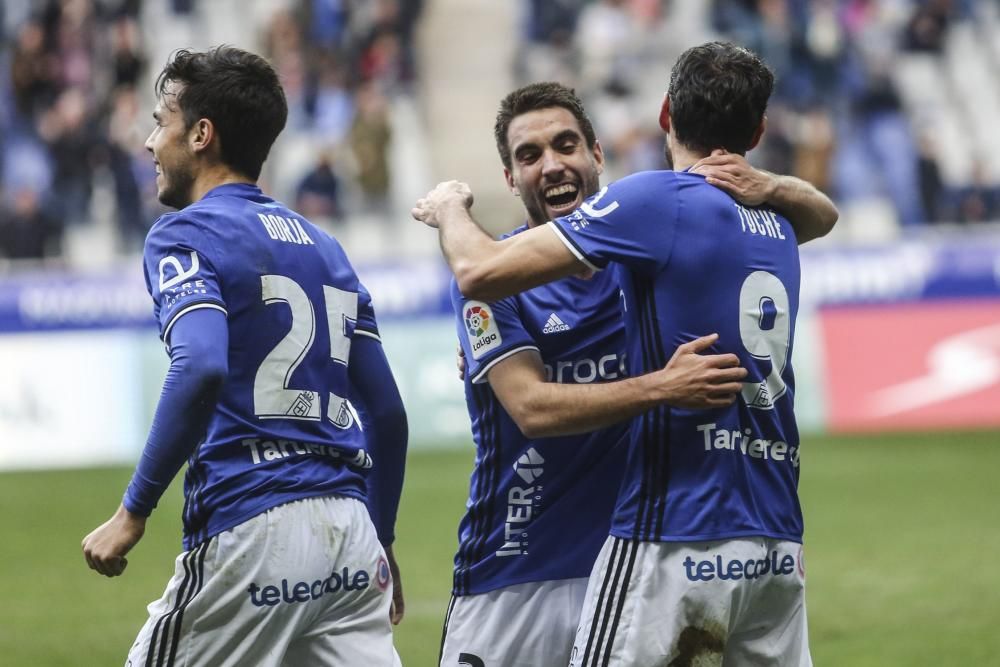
[{"x1": 158, "y1": 165, "x2": 196, "y2": 210}]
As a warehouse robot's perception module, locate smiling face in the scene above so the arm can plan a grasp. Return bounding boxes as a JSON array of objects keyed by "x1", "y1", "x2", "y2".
[
  {"x1": 144, "y1": 80, "x2": 197, "y2": 210},
  {"x1": 503, "y1": 106, "x2": 604, "y2": 227}
]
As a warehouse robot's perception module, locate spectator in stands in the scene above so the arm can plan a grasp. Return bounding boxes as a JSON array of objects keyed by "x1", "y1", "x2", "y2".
[
  {"x1": 9, "y1": 18, "x2": 58, "y2": 117},
  {"x1": 349, "y1": 82, "x2": 393, "y2": 215},
  {"x1": 0, "y1": 186, "x2": 62, "y2": 260},
  {"x1": 296, "y1": 150, "x2": 344, "y2": 223},
  {"x1": 1, "y1": 0, "x2": 419, "y2": 262},
  {"x1": 904, "y1": 0, "x2": 953, "y2": 53},
  {"x1": 916, "y1": 129, "x2": 945, "y2": 224},
  {"x1": 955, "y1": 161, "x2": 1000, "y2": 224},
  {"x1": 109, "y1": 13, "x2": 145, "y2": 88},
  {"x1": 38, "y1": 87, "x2": 99, "y2": 226},
  {"x1": 105, "y1": 85, "x2": 149, "y2": 251}
]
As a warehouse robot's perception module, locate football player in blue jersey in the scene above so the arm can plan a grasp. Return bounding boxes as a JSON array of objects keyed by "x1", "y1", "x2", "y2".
[
  {"x1": 81, "y1": 46, "x2": 407, "y2": 666},
  {"x1": 435, "y1": 75, "x2": 836, "y2": 666}
]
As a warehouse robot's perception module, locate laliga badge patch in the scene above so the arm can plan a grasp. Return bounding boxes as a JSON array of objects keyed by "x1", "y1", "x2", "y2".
[
  {"x1": 376, "y1": 555, "x2": 391, "y2": 591},
  {"x1": 465, "y1": 301, "x2": 502, "y2": 360}
]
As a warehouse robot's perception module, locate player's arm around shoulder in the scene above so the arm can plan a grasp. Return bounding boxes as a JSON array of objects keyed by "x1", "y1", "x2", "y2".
[
  {"x1": 486, "y1": 335, "x2": 748, "y2": 439},
  {"x1": 691, "y1": 150, "x2": 838, "y2": 244},
  {"x1": 413, "y1": 180, "x2": 585, "y2": 301}
]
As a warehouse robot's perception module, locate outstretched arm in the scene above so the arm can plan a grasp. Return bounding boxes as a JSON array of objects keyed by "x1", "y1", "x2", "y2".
[
  {"x1": 82, "y1": 308, "x2": 228, "y2": 577},
  {"x1": 487, "y1": 334, "x2": 747, "y2": 439},
  {"x1": 412, "y1": 181, "x2": 584, "y2": 301},
  {"x1": 691, "y1": 151, "x2": 838, "y2": 244}
]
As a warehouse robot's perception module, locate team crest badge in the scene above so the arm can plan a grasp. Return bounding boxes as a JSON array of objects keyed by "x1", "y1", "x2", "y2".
[
  {"x1": 464, "y1": 301, "x2": 502, "y2": 360},
  {"x1": 376, "y1": 555, "x2": 391, "y2": 591}
]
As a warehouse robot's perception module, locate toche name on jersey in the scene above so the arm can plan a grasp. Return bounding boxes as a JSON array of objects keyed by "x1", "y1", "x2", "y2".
[{"x1": 733, "y1": 202, "x2": 787, "y2": 240}]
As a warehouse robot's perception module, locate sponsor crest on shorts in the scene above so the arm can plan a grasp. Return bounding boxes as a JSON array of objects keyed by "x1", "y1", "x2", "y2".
[
  {"x1": 465, "y1": 301, "x2": 502, "y2": 360},
  {"x1": 376, "y1": 555, "x2": 391, "y2": 591}
]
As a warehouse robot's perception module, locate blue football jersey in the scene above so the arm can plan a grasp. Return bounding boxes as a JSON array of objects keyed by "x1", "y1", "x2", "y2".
[
  {"x1": 451, "y1": 225, "x2": 629, "y2": 596},
  {"x1": 550, "y1": 171, "x2": 803, "y2": 543},
  {"x1": 142, "y1": 183, "x2": 379, "y2": 549}
]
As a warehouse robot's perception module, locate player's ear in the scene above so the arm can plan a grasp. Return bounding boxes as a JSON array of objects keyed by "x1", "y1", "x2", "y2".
[
  {"x1": 748, "y1": 115, "x2": 766, "y2": 151},
  {"x1": 658, "y1": 94, "x2": 671, "y2": 133},
  {"x1": 592, "y1": 140, "x2": 605, "y2": 175},
  {"x1": 503, "y1": 168, "x2": 519, "y2": 196},
  {"x1": 189, "y1": 118, "x2": 215, "y2": 155}
]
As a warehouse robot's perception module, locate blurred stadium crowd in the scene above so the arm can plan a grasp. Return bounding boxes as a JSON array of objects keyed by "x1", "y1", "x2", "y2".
[
  {"x1": 0, "y1": 0, "x2": 423, "y2": 264},
  {"x1": 1, "y1": 0, "x2": 998, "y2": 266},
  {"x1": 516, "y1": 0, "x2": 1000, "y2": 233}
]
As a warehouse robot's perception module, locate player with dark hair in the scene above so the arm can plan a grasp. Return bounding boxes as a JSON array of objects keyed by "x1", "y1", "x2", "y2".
[
  {"x1": 82, "y1": 46, "x2": 407, "y2": 666},
  {"x1": 434, "y1": 66, "x2": 835, "y2": 666}
]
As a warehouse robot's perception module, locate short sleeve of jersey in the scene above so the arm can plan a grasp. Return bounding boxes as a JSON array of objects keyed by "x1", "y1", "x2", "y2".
[
  {"x1": 143, "y1": 214, "x2": 227, "y2": 344},
  {"x1": 355, "y1": 281, "x2": 381, "y2": 342},
  {"x1": 549, "y1": 171, "x2": 679, "y2": 276},
  {"x1": 450, "y1": 279, "x2": 539, "y2": 385}
]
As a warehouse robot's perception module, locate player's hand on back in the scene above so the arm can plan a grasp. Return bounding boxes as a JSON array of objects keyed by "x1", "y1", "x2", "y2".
[
  {"x1": 456, "y1": 343, "x2": 467, "y2": 380},
  {"x1": 82, "y1": 503, "x2": 147, "y2": 577},
  {"x1": 411, "y1": 180, "x2": 474, "y2": 228},
  {"x1": 385, "y1": 545, "x2": 405, "y2": 625},
  {"x1": 658, "y1": 333, "x2": 748, "y2": 409},
  {"x1": 691, "y1": 150, "x2": 776, "y2": 206}
]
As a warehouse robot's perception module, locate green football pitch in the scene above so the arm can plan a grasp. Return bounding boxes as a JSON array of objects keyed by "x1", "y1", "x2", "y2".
[{"x1": 1, "y1": 430, "x2": 998, "y2": 666}]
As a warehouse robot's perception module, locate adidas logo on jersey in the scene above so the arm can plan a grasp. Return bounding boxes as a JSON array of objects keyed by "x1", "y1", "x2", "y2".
[{"x1": 542, "y1": 313, "x2": 571, "y2": 334}]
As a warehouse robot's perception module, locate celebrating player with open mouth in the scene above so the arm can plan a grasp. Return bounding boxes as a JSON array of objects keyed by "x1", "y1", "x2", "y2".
[{"x1": 419, "y1": 43, "x2": 837, "y2": 667}]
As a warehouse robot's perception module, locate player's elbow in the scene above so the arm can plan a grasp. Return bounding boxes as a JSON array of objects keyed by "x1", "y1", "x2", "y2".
[
  {"x1": 802, "y1": 201, "x2": 838, "y2": 243},
  {"x1": 505, "y1": 399, "x2": 558, "y2": 439},
  {"x1": 511, "y1": 413, "x2": 548, "y2": 439},
  {"x1": 816, "y1": 203, "x2": 839, "y2": 238},
  {"x1": 189, "y1": 358, "x2": 228, "y2": 397},
  {"x1": 454, "y1": 260, "x2": 504, "y2": 302}
]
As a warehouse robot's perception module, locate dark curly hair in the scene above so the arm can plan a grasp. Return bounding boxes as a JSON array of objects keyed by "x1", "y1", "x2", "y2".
[
  {"x1": 668, "y1": 42, "x2": 774, "y2": 155},
  {"x1": 155, "y1": 46, "x2": 287, "y2": 180}
]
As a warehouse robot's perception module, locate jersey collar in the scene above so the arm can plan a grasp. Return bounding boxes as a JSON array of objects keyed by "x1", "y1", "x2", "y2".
[{"x1": 201, "y1": 182, "x2": 264, "y2": 200}]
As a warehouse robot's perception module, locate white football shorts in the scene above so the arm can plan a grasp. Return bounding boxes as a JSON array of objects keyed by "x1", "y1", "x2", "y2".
[
  {"x1": 126, "y1": 495, "x2": 400, "y2": 667},
  {"x1": 570, "y1": 536, "x2": 811, "y2": 667},
  {"x1": 439, "y1": 577, "x2": 589, "y2": 667}
]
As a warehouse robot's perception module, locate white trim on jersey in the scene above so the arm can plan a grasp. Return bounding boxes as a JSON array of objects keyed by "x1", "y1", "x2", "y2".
[
  {"x1": 546, "y1": 221, "x2": 601, "y2": 272},
  {"x1": 354, "y1": 329, "x2": 382, "y2": 342},
  {"x1": 164, "y1": 303, "x2": 228, "y2": 346},
  {"x1": 469, "y1": 345, "x2": 540, "y2": 385}
]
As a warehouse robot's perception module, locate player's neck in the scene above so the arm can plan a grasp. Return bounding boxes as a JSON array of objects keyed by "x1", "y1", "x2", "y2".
[
  {"x1": 669, "y1": 144, "x2": 709, "y2": 173},
  {"x1": 189, "y1": 164, "x2": 256, "y2": 204}
]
